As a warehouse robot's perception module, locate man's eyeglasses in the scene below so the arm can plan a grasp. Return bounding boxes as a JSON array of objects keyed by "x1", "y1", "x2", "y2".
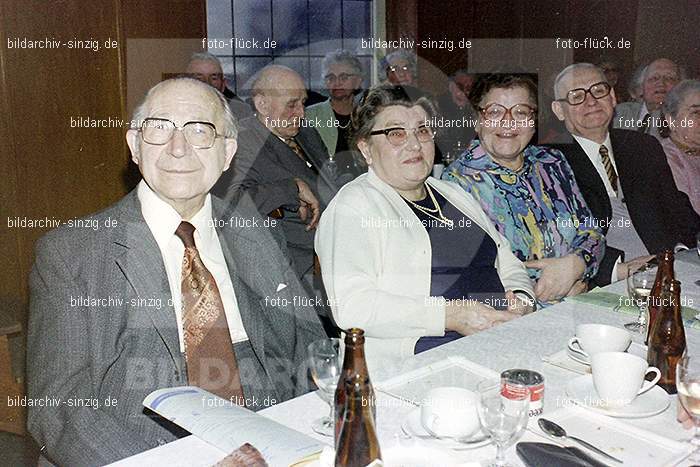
[
  {"x1": 557, "y1": 81, "x2": 611, "y2": 106},
  {"x1": 324, "y1": 73, "x2": 357, "y2": 83},
  {"x1": 387, "y1": 65, "x2": 411, "y2": 74},
  {"x1": 139, "y1": 118, "x2": 223, "y2": 149},
  {"x1": 477, "y1": 103, "x2": 537, "y2": 122},
  {"x1": 370, "y1": 126, "x2": 435, "y2": 146}
]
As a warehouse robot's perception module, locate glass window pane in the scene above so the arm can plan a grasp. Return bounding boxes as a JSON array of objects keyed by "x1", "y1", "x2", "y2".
[
  {"x1": 343, "y1": 1, "x2": 372, "y2": 42},
  {"x1": 207, "y1": 0, "x2": 233, "y2": 55},
  {"x1": 309, "y1": 57, "x2": 326, "y2": 94},
  {"x1": 235, "y1": 57, "x2": 274, "y2": 99},
  {"x1": 234, "y1": 0, "x2": 273, "y2": 56},
  {"x1": 309, "y1": 0, "x2": 342, "y2": 55},
  {"x1": 272, "y1": 0, "x2": 308, "y2": 56}
]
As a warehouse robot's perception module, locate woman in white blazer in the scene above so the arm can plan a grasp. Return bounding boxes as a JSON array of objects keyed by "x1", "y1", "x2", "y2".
[{"x1": 315, "y1": 85, "x2": 535, "y2": 366}]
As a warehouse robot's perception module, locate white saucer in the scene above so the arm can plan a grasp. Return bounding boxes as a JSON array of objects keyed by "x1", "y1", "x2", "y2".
[
  {"x1": 401, "y1": 408, "x2": 490, "y2": 449},
  {"x1": 566, "y1": 342, "x2": 647, "y2": 366},
  {"x1": 566, "y1": 374, "x2": 670, "y2": 418}
]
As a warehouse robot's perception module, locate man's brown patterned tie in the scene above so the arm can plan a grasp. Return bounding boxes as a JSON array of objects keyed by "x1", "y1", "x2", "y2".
[
  {"x1": 599, "y1": 144, "x2": 618, "y2": 192},
  {"x1": 285, "y1": 137, "x2": 319, "y2": 175},
  {"x1": 175, "y1": 221, "x2": 245, "y2": 405}
]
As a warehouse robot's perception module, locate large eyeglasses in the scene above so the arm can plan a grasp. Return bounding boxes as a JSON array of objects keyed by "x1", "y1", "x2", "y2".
[
  {"x1": 558, "y1": 81, "x2": 611, "y2": 105},
  {"x1": 388, "y1": 65, "x2": 411, "y2": 74},
  {"x1": 324, "y1": 73, "x2": 357, "y2": 83},
  {"x1": 139, "y1": 118, "x2": 222, "y2": 149},
  {"x1": 477, "y1": 103, "x2": 537, "y2": 122},
  {"x1": 370, "y1": 126, "x2": 435, "y2": 146}
]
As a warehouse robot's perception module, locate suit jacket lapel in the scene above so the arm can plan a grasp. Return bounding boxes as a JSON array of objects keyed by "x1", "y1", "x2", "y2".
[
  {"x1": 565, "y1": 139, "x2": 612, "y2": 225},
  {"x1": 111, "y1": 191, "x2": 183, "y2": 374},
  {"x1": 213, "y1": 200, "x2": 267, "y2": 368}
]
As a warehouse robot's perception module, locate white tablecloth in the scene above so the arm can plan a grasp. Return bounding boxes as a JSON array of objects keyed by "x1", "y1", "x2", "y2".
[{"x1": 111, "y1": 251, "x2": 700, "y2": 467}]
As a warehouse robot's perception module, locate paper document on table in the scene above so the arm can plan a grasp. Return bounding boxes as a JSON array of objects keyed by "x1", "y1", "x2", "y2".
[
  {"x1": 143, "y1": 387, "x2": 324, "y2": 466},
  {"x1": 566, "y1": 290, "x2": 700, "y2": 328}
]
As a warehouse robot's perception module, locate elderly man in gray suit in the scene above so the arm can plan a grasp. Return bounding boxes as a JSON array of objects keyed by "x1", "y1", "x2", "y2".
[
  {"x1": 212, "y1": 65, "x2": 338, "y2": 288},
  {"x1": 27, "y1": 78, "x2": 325, "y2": 466}
]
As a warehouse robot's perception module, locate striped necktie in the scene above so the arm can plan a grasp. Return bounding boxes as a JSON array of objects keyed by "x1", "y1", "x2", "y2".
[
  {"x1": 175, "y1": 221, "x2": 245, "y2": 405},
  {"x1": 285, "y1": 137, "x2": 319, "y2": 175},
  {"x1": 599, "y1": 145, "x2": 618, "y2": 192}
]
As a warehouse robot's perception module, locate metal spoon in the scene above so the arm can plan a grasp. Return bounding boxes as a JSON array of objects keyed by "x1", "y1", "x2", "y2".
[{"x1": 538, "y1": 418, "x2": 623, "y2": 464}]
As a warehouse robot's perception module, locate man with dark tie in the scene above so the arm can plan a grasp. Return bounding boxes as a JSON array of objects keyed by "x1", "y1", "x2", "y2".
[
  {"x1": 613, "y1": 58, "x2": 684, "y2": 137},
  {"x1": 26, "y1": 77, "x2": 325, "y2": 466},
  {"x1": 212, "y1": 65, "x2": 337, "y2": 285},
  {"x1": 550, "y1": 63, "x2": 700, "y2": 286}
]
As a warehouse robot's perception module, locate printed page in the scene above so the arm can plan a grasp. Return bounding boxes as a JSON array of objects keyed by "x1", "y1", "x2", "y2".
[{"x1": 143, "y1": 386, "x2": 324, "y2": 466}]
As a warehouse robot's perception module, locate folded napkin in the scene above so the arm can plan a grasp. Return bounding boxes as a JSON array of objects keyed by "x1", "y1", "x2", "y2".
[
  {"x1": 516, "y1": 442, "x2": 610, "y2": 467},
  {"x1": 566, "y1": 291, "x2": 700, "y2": 329}
]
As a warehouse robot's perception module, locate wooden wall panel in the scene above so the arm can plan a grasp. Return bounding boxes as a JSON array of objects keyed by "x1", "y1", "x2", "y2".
[{"x1": 0, "y1": 0, "x2": 206, "y2": 337}]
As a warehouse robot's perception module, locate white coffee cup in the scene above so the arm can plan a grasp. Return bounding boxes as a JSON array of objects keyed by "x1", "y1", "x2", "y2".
[
  {"x1": 568, "y1": 323, "x2": 631, "y2": 360},
  {"x1": 420, "y1": 387, "x2": 480, "y2": 438},
  {"x1": 432, "y1": 164, "x2": 445, "y2": 178},
  {"x1": 591, "y1": 352, "x2": 661, "y2": 408}
]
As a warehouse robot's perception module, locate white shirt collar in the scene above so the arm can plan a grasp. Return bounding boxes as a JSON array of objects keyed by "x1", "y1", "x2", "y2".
[
  {"x1": 639, "y1": 102, "x2": 650, "y2": 120},
  {"x1": 572, "y1": 132, "x2": 614, "y2": 161},
  {"x1": 137, "y1": 180, "x2": 214, "y2": 251}
]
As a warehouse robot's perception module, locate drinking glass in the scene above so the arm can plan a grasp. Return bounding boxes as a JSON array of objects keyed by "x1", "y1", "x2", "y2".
[
  {"x1": 307, "y1": 338, "x2": 343, "y2": 436},
  {"x1": 677, "y1": 356, "x2": 700, "y2": 460},
  {"x1": 624, "y1": 264, "x2": 655, "y2": 332},
  {"x1": 477, "y1": 378, "x2": 530, "y2": 467}
]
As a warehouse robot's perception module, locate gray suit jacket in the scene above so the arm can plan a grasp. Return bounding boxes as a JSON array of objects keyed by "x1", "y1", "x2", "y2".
[
  {"x1": 212, "y1": 116, "x2": 338, "y2": 277},
  {"x1": 613, "y1": 101, "x2": 662, "y2": 138},
  {"x1": 27, "y1": 189, "x2": 325, "y2": 467}
]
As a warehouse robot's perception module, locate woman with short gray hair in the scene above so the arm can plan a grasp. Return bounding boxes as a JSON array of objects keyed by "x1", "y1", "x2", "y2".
[
  {"x1": 306, "y1": 49, "x2": 366, "y2": 185},
  {"x1": 660, "y1": 79, "x2": 700, "y2": 215}
]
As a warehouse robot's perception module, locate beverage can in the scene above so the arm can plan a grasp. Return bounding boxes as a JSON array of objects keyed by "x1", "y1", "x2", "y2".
[{"x1": 501, "y1": 369, "x2": 544, "y2": 417}]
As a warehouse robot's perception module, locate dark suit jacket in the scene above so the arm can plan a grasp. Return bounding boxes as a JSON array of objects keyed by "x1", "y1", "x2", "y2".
[
  {"x1": 212, "y1": 116, "x2": 338, "y2": 276},
  {"x1": 551, "y1": 129, "x2": 700, "y2": 285},
  {"x1": 27, "y1": 189, "x2": 325, "y2": 467}
]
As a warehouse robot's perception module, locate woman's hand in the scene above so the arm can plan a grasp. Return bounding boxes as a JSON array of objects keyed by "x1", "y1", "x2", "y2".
[
  {"x1": 444, "y1": 299, "x2": 521, "y2": 336},
  {"x1": 524, "y1": 254, "x2": 586, "y2": 302},
  {"x1": 505, "y1": 290, "x2": 535, "y2": 315}
]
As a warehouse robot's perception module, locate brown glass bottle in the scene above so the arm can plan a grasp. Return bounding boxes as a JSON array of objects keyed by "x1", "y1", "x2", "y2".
[
  {"x1": 646, "y1": 250, "x2": 675, "y2": 344},
  {"x1": 334, "y1": 328, "x2": 375, "y2": 446},
  {"x1": 647, "y1": 279, "x2": 686, "y2": 394},
  {"x1": 335, "y1": 377, "x2": 382, "y2": 467}
]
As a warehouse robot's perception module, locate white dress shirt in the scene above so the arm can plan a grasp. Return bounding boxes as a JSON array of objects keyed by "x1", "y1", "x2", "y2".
[
  {"x1": 572, "y1": 134, "x2": 649, "y2": 279},
  {"x1": 137, "y1": 181, "x2": 248, "y2": 351}
]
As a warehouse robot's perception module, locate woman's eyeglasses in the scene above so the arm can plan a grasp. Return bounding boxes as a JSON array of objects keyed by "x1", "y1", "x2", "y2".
[{"x1": 370, "y1": 126, "x2": 435, "y2": 146}]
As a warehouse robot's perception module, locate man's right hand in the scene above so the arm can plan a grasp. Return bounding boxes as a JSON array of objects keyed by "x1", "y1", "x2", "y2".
[
  {"x1": 616, "y1": 255, "x2": 656, "y2": 281},
  {"x1": 293, "y1": 178, "x2": 320, "y2": 231},
  {"x1": 444, "y1": 299, "x2": 521, "y2": 336}
]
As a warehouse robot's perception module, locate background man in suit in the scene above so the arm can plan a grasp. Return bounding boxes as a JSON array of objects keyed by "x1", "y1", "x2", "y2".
[
  {"x1": 613, "y1": 58, "x2": 684, "y2": 137},
  {"x1": 212, "y1": 65, "x2": 338, "y2": 283},
  {"x1": 27, "y1": 78, "x2": 325, "y2": 466},
  {"x1": 550, "y1": 63, "x2": 699, "y2": 286},
  {"x1": 186, "y1": 52, "x2": 253, "y2": 119}
]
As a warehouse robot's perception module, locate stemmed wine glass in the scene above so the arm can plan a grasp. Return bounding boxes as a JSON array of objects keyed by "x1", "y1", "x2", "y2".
[
  {"x1": 677, "y1": 355, "x2": 700, "y2": 461},
  {"x1": 476, "y1": 378, "x2": 530, "y2": 467},
  {"x1": 624, "y1": 264, "x2": 656, "y2": 332},
  {"x1": 307, "y1": 337, "x2": 343, "y2": 436}
]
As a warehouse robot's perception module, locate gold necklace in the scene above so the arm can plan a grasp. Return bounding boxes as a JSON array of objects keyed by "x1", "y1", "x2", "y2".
[{"x1": 404, "y1": 184, "x2": 454, "y2": 227}]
